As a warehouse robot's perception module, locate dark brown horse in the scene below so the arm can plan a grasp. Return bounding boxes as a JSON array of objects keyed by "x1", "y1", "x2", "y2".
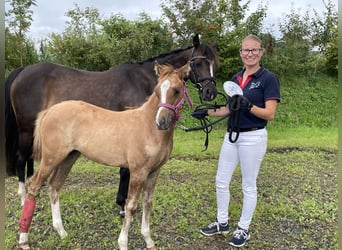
[
  {"x1": 5, "y1": 34, "x2": 219, "y2": 211},
  {"x1": 18, "y1": 62, "x2": 191, "y2": 250}
]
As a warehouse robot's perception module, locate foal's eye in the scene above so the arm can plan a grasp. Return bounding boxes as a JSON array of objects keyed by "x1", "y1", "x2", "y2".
[{"x1": 174, "y1": 88, "x2": 180, "y2": 95}]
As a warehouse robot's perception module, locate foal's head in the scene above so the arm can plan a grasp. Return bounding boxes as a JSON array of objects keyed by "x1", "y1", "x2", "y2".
[{"x1": 154, "y1": 62, "x2": 190, "y2": 130}]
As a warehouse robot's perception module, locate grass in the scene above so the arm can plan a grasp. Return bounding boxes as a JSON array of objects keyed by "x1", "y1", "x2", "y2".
[
  {"x1": 5, "y1": 62, "x2": 338, "y2": 250},
  {"x1": 173, "y1": 126, "x2": 337, "y2": 155},
  {"x1": 5, "y1": 126, "x2": 337, "y2": 249}
]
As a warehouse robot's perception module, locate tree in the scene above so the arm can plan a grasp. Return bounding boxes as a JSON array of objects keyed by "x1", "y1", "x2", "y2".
[
  {"x1": 101, "y1": 13, "x2": 173, "y2": 65},
  {"x1": 40, "y1": 4, "x2": 112, "y2": 71},
  {"x1": 160, "y1": 0, "x2": 267, "y2": 78},
  {"x1": 310, "y1": 0, "x2": 337, "y2": 75},
  {"x1": 5, "y1": 0, "x2": 37, "y2": 67},
  {"x1": 41, "y1": 5, "x2": 173, "y2": 71},
  {"x1": 266, "y1": 6, "x2": 312, "y2": 77}
]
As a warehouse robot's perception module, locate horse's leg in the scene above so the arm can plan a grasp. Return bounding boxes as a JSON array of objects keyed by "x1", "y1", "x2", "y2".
[
  {"x1": 18, "y1": 159, "x2": 58, "y2": 248},
  {"x1": 118, "y1": 173, "x2": 144, "y2": 250},
  {"x1": 16, "y1": 149, "x2": 31, "y2": 206},
  {"x1": 16, "y1": 132, "x2": 33, "y2": 206},
  {"x1": 16, "y1": 149, "x2": 27, "y2": 206},
  {"x1": 18, "y1": 153, "x2": 34, "y2": 207},
  {"x1": 117, "y1": 167, "x2": 130, "y2": 216},
  {"x1": 141, "y1": 168, "x2": 161, "y2": 250},
  {"x1": 26, "y1": 157, "x2": 34, "y2": 178},
  {"x1": 48, "y1": 151, "x2": 80, "y2": 238}
]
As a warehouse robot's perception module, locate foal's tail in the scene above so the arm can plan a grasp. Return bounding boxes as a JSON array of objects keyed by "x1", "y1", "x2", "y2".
[
  {"x1": 5, "y1": 66, "x2": 25, "y2": 176},
  {"x1": 33, "y1": 109, "x2": 49, "y2": 163}
]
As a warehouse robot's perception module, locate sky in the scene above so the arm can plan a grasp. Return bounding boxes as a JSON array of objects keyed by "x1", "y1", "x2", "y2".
[{"x1": 5, "y1": 0, "x2": 338, "y2": 42}]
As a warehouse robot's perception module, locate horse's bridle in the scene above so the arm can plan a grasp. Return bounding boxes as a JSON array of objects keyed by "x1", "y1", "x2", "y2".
[
  {"x1": 189, "y1": 48, "x2": 216, "y2": 101},
  {"x1": 173, "y1": 49, "x2": 228, "y2": 150},
  {"x1": 157, "y1": 81, "x2": 193, "y2": 121}
]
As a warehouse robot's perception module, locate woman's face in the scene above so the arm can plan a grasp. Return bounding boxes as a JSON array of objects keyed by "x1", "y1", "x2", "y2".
[{"x1": 240, "y1": 39, "x2": 263, "y2": 67}]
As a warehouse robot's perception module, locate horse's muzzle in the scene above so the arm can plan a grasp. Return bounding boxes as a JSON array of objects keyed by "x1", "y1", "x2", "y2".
[
  {"x1": 201, "y1": 79, "x2": 217, "y2": 101},
  {"x1": 155, "y1": 112, "x2": 174, "y2": 130}
]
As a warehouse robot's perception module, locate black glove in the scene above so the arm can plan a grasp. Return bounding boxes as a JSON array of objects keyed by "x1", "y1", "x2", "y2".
[
  {"x1": 191, "y1": 108, "x2": 208, "y2": 119},
  {"x1": 229, "y1": 95, "x2": 253, "y2": 111}
]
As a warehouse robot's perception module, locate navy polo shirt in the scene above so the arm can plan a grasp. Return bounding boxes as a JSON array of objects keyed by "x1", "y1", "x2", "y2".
[{"x1": 228, "y1": 65, "x2": 281, "y2": 129}]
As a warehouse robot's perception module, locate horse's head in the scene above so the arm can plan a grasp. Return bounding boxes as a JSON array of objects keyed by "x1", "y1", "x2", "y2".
[
  {"x1": 188, "y1": 34, "x2": 219, "y2": 102},
  {"x1": 154, "y1": 61, "x2": 191, "y2": 130}
]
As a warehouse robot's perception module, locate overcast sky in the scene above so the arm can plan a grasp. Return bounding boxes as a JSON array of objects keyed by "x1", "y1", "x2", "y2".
[{"x1": 5, "y1": 0, "x2": 338, "y2": 41}]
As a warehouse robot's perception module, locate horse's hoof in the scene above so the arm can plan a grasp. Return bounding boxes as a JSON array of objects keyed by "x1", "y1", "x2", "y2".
[
  {"x1": 147, "y1": 246, "x2": 157, "y2": 250},
  {"x1": 17, "y1": 243, "x2": 30, "y2": 250},
  {"x1": 119, "y1": 210, "x2": 125, "y2": 218},
  {"x1": 59, "y1": 231, "x2": 68, "y2": 239}
]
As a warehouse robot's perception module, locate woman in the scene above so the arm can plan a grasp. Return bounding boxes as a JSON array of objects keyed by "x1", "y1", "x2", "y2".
[{"x1": 195, "y1": 34, "x2": 280, "y2": 247}]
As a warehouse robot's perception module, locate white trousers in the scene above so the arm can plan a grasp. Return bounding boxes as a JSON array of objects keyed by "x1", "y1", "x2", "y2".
[{"x1": 216, "y1": 128, "x2": 267, "y2": 230}]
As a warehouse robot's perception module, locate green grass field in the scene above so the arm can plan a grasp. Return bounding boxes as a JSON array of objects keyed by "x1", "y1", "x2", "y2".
[
  {"x1": 5, "y1": 126, "x2": 337, "y2": 249},
  {"x1": 5, "y1": 73, "x2": 338, "y2": 249}
]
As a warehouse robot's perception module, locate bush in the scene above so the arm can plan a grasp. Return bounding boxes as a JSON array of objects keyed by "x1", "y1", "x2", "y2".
[{"x1": 181, "y1": 74, "x2": 337, "y2": 130}]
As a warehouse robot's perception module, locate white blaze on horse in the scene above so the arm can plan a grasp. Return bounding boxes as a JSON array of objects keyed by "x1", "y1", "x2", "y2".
[{"x1": 18, "y1": 62, "x2": 192, "y2": 250}]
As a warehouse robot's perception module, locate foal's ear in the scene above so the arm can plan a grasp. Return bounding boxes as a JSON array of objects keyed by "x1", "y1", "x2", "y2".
[
  {"x1": 154, "y1": 60, "x2": 161, "y2": 76},
  {"x1": 179, "y1": 62, "x2": 191, "y2": 79}
]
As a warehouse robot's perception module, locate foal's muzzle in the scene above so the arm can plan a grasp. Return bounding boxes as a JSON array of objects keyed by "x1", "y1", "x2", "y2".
[{"x1": 155, "y1": 111, "x2": 175, "y2": 130}]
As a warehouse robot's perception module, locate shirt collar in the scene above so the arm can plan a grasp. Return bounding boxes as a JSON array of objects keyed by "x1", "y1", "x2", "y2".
[{"x1": 241, "y1": 64, "x2": 265, "y2": 78}]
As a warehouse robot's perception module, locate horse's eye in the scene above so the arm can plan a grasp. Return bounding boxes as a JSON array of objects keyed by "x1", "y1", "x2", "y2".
[
  {"x1": 174, "y1": 88, "x2": 180, "y2": 95},
  {"x1": 195, "y1": 61, "x2": 202, "y2": 67}
]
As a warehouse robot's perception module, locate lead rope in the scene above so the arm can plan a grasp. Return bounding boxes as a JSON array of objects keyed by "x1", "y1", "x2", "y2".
[
  {"x1": 177, "y1": 92, "x2": 228, "y2": 151},
  {"x1": 228, "y1": 95, "x2": 242, "y2": 143}
]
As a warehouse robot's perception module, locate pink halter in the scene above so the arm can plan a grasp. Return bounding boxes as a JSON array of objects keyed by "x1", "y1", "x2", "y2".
[{"x1": 157, "y1": 81, "x2": 193, "y2": 121}]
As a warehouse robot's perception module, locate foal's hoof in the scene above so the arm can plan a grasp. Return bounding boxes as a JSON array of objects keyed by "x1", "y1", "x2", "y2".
[{"x1": 17, "y1": 243, "x2": 30, "y2": 250}]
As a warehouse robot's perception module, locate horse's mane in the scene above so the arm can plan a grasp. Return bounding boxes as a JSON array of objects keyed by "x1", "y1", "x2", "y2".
[
  {"x1": 123, "y1": 46, "x2": 193, "y2": 65},
  {"x1": 111, "y1": 42, "x2": 218, "y2": 68}
]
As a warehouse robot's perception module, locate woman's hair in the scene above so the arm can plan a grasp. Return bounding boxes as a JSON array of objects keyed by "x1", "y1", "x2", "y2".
[{"x1": 241, "y1": 34, "x2": 263, "y2": 48}]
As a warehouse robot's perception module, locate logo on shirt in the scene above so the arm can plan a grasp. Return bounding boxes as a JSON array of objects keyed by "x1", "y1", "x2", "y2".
[{"x1": 249, "y1": 81, "x2": 261, "y2": 90}]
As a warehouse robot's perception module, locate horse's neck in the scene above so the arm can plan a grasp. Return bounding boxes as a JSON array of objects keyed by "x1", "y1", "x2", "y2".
[
  {"x1": 140, "y1": 93, "x2": 159, "y2": 119},
  {"x1": 155, "y1": 48, "x2": 192, "y2": 68}
]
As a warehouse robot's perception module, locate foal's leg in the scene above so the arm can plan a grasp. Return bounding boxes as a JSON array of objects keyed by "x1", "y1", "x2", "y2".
[
  {"x1": 141, "y1": 168, "x2": 161, "y2": 250},
  {"x1": 118, "y1": 173, "x2": 144, "y2": 250},
  {"x1": 48, "y1": 151, "x2": 80, "y2": 238},
  {"x1": 18, "y1": 159, "x2": 59, "y2": 248}
]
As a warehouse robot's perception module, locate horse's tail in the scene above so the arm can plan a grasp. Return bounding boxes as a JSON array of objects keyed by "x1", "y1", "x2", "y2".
[
  {"x1": 33, "y1": 109, "x2": 49, "y2": 163},
  {"x1": 5, "y1": 67, "x2": 25, "y2": 176}
]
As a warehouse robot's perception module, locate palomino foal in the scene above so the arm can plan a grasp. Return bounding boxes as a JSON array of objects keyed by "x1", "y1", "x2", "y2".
[{"x1": 18, "y1": 62, "x2": 191, "y2": 250}]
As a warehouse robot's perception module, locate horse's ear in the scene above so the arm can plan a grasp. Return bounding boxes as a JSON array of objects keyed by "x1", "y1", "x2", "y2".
[
  {"x1": 179, "y1": 62, "x2": 191, "y2": 79},
  {"x1": 193, "y1": 34, "x2": 200, "y2": 48},
  {"x1": 211, "y1": 41, "x2": 218, "y2": 49},
  {"x1": 154, "y1": 60, "x2": 161, "y2": 76}
]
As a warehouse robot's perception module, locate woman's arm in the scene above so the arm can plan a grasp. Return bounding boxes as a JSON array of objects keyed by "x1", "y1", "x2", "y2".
[
  {"x1": 250, "y1": 99, "x2": 278, "y2": 121},
  {"x1": 207, "y1": 106, "x2": 230, "y2": 117}
]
